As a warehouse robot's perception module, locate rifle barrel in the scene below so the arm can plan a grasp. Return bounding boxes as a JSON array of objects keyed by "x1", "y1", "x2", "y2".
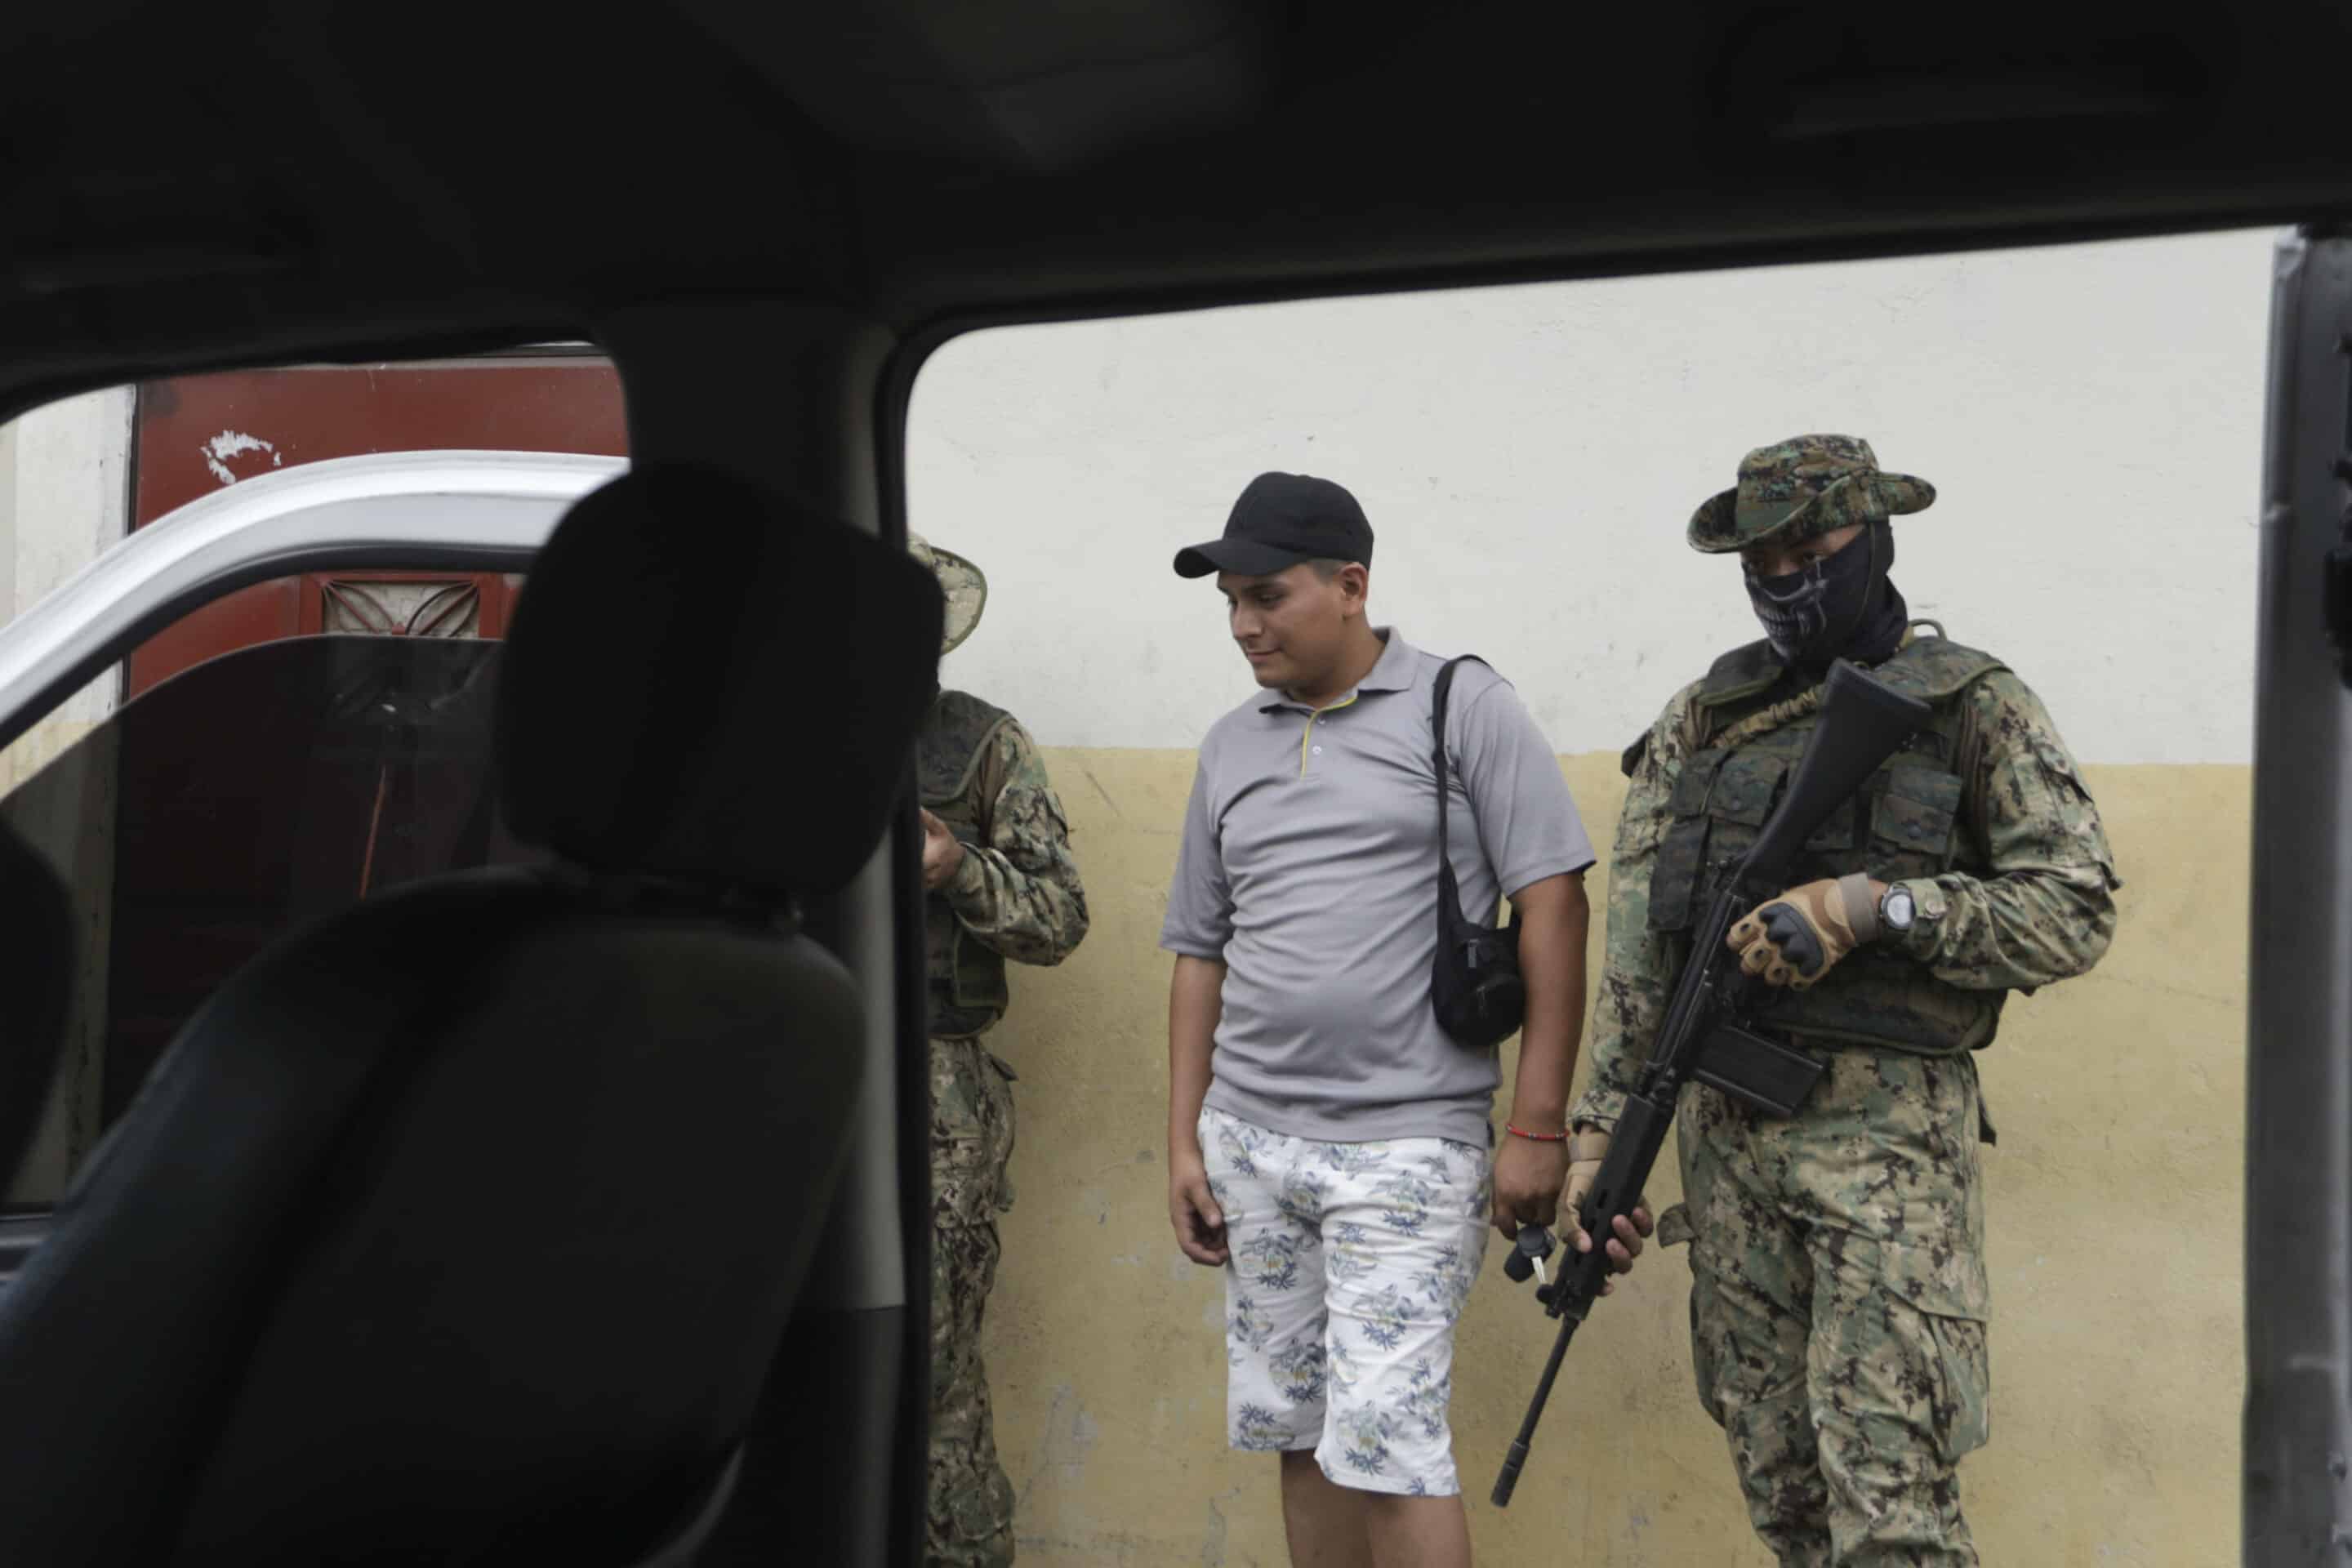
[{"x1": 1490, "y1": 1300, "x2": 1585, "y2": 1506}]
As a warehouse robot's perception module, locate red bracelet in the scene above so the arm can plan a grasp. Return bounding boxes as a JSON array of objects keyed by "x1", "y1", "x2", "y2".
[{"x1": 1504, "y1": 1122, "x2": 1568, "y2": 1143}]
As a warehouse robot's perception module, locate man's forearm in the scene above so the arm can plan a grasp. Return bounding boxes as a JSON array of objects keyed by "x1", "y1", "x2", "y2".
[
  {"x1": 1508, "y1": 874, "x2": 1588, "y2": 1129},
  {"x1": 948, "y1": 843, "x2": 1091, "y2": 965},
  {"x1": 1888, "y1": 866, "x2": 2118, "y2": 989},
  {"x1": 1168, "y1": 954, "x2": 1226, "y2": 1155}
]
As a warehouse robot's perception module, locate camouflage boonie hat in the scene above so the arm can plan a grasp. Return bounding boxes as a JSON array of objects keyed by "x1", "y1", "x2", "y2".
[
  {"x1": 908, "y1": 532, "x2": 987, "y2": 654},
  {"x1": 1688, "y1": 434, "x2": 1936, "y2": 555}
]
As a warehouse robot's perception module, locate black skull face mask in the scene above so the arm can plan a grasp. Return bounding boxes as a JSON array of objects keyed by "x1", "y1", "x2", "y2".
[{"x1": 1743, "y1": 521, "x2": 1907, "y2": 669}]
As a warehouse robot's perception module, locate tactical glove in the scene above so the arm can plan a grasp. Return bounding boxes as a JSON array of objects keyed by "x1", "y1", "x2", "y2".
[{"x1": 1726, "y1": 873, "x2": 1877, "y2": 989}]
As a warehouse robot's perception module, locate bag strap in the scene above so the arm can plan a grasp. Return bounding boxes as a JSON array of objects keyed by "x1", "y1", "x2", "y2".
[{"x1": 1432, "y1": 656, "x2": 1488, "y2": 925}]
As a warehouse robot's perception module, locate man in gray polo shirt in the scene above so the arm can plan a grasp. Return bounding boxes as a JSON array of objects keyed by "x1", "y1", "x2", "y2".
[{"x1": 1160, "y1": 472, "x2": 1647, "y2": 1568}]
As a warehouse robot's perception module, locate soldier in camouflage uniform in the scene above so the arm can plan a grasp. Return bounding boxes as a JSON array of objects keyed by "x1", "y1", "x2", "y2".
[
  {"x1": 1564, "y1": 436, "x2": 2120, "y2": 1566},
  {"x1": 909, "y1": 534, "x2": 1090, "y2": 1567}
]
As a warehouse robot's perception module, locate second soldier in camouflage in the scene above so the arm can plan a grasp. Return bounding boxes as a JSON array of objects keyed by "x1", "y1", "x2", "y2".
[
  {"x1": 1566, "y1": 435, "x2": 2120, "y2": 1566},
  {"x1": 909, "y1": 535, "x2": 1090, "y2": 1568}
]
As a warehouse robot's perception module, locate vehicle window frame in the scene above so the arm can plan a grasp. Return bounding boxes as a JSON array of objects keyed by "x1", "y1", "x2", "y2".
[
  {"x1": 0, "y1": 448, "x2": 617, "y2": 1216},
  {"x1": 0, "y1": 449, "x2": 619, "y2": 756}
]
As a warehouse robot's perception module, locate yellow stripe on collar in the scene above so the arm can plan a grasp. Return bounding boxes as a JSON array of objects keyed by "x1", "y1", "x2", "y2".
[{"x1": 1298, "y1": 691, "x2": 1361, "y2": 776}]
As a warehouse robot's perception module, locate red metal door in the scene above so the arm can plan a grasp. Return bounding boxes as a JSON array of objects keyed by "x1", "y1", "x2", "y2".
[{"x1": 125, "y1": 359, "x2": 626, "y2": 693}]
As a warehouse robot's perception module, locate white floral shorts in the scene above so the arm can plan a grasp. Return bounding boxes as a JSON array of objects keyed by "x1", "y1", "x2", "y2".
[{"x1": 1198, "y1": 1104, "x2": 1492, "y2": 1497}]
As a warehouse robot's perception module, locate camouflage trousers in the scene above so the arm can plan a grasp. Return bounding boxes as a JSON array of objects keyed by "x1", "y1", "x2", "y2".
[
  {"x1": 928, "y1": 1035, "x2": 1019, "y2": 1568},
  {"x1": 1670, "y1": 1047, "x2": 1991, "y2": 1567}
]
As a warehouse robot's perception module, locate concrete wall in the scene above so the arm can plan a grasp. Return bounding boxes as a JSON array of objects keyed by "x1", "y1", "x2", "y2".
[
  {"x1": 905, "y1": 229, "x2": 2270, "y2": 1563},
  {"x1": 0, "y1": 229, "x2": 2267, "y2": 1558},
  {"x1": 910, "y1": 229, "x2": 2269, "y2": 767},
  {"x1": 0, "y1": 386, "x2": 134, "y2": 791},
  {"x1": 0, "y1": 388, "x2": 132, "y2": 1205}
]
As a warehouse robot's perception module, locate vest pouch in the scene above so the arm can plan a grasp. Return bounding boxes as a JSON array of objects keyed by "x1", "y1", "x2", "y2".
[
  {"x1": 949, "y1": 924, "x2": 1009, "y2": 1013},
  {"x1": 1648, "y1": 751, "x2": 1788, "y2": 933},
  {"x1": 1709, "y1": 751, "x2": 1787, "y2": 826},
  {"x1": 1648, "y1": 748, "x2": 1729, "y2": 934},
  {"x1": 919, "y1": 690, "x2": 1018, "y2": 1040},
  {"x1": 924, "y1": 899, "x2": 1009, "y2": 1038},
  {"x1": 923, "y1": 808, "x2": 1009, "y2": 1036},
  {"x1": 1649, "y1": 817, "x2": 1710, "y2": 933},
  {"x1": 1753, "y1": 947, "x2": 2006, "y2": 1056},
  {"x1": 1667, "y1": 747, "x2": 1729, "y2": 817},
  {"x1": 1869, "y1": 765, "x2": 1962, "y2": 871}
]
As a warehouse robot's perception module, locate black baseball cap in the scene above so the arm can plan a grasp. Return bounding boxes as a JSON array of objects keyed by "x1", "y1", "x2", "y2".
[{"x1": 1172, "y1": 471, "x2": 1375, "y2": 579}]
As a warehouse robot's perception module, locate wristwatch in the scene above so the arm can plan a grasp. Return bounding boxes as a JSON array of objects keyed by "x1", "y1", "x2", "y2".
[{"x1": 1879, "y1": 882, "x2": 1917, "y2": 935}]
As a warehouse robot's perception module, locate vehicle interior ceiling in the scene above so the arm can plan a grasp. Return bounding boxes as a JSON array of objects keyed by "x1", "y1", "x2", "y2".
[
  {"x1": 2, "y1": 0, "x2": 2347, "y2": 1511},
  {"x1": 6, "y1": 1, "x2": 2347, "y2": 440}
]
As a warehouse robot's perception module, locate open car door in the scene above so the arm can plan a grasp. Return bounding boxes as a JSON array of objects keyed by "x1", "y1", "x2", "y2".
[{"x1": 2248, "y1": 225, "x2": 2352, "y2": 1566}]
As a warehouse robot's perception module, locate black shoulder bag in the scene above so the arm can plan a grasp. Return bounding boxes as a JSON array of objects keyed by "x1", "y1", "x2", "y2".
[{"x1": 1430, "y1": 656, "x2": 1526, "y2": 1050}]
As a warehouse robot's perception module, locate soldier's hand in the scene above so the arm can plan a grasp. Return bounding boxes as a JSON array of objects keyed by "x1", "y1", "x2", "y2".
[
  {"x1": 919, "y1": 808, "x2": 966, "y2": 891},
  {"x1": 1561, "y1": 1128, "x2": 1654, "y2": 1295},
  {"x1": 1490, "y1": 1134, "x2": 1568, "y2": 1241},
  {"x1": 1727, "y1": 875, "x2": 1877, "y2": 989},
  {"x1": 1169, "y1": 1152, "x2": 1228, "y2": 1267}
]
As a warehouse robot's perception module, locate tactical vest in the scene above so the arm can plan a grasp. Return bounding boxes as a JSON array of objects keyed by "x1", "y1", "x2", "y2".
[
  {"x1": 1647, "y1": 635, "x2": 2010, "y2": 1056},
  {"x1": 920, "y1": 689, "x2": 1016, "y2": 1039}
]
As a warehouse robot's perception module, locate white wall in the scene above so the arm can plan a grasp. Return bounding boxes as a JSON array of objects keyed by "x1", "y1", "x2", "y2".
[
  {"x1": 0, "y1": 386, "x2": 133, "y2": 1204},
  {"x1": 0, "y1": 386, "x2": 136, "y2": 777},
  {"x1": 907, "y1": 227, "x2": 2277, "y2": 765},
  {"x1": 9, "y1": 387, "x2": 136, "y2": 615}
]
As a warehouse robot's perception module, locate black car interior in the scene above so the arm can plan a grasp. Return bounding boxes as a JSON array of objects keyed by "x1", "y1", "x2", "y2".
[
  {"x1": 1, "y1": 2, "x2": 2349, "y2": 1562},
  {"x1": 0, "y1": 468, "x2": 938, "y2": 1563}
]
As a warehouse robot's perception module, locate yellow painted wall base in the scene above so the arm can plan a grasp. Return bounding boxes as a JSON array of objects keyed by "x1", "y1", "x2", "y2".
[{"x1": 974, "y1": 748, "x2": 2243, "y2": 1566}]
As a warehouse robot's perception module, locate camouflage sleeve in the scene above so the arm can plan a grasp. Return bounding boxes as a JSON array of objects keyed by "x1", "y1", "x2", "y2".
[
  {"x1": 1569, "y1": 681, "x2": 1706, "y2": 1132},
  {"x1": 1889, "y1": 670, "x2": 2120, "y2": 988},
  {"x1": 944, "y1": 718, "x2": 1091, "y2": 967}
]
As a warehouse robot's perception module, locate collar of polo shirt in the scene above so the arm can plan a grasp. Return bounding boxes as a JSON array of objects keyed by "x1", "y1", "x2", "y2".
[{"x1": 1258, "y1": 626, "x2": 1418, "y2": 715}]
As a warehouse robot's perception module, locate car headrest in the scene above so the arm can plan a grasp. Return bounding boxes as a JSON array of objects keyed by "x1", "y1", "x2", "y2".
[{"x1": 496, "y1": 466, "x2": 942, "y2": 895}]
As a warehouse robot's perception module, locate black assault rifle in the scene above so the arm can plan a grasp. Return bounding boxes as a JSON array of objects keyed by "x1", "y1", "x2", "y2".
[{"x1": 1489, "y1": 657, "x2": 1931, "y2": 1508}]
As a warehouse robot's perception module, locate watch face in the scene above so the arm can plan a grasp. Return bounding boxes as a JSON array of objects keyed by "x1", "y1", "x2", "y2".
[{"x1": 1886, "y1": 889, "x2": 1916, "y2": 929}]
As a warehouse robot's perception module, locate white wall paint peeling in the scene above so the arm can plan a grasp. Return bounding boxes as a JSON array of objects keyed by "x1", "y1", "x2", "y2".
[
  {"x1": 201, "y1": 429, "x2": 282, "y2": 486},
  {"x1": 907, "y1": 228, "x2": 2277, "y2": 765}
]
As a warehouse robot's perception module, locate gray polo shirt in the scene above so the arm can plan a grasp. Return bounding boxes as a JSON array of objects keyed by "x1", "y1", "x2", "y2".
[{"x1": 1161, "y1": 628, "x2": 1595, "y2": 1146}]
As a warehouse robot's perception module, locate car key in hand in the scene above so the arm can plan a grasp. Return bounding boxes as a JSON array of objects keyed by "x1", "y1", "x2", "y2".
[{"x1": 1502, "y1": 1225, "x2": 1555, "y2": 1290}]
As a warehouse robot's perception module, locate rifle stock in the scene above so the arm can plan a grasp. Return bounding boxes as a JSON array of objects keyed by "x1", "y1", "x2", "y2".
[
  {"x1": 1744, "y1": 659, "x2": 1936, "y2": 882},
  {"x1": 1490, "y1": 657, "x2": 1931, "y2": 1508}
]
